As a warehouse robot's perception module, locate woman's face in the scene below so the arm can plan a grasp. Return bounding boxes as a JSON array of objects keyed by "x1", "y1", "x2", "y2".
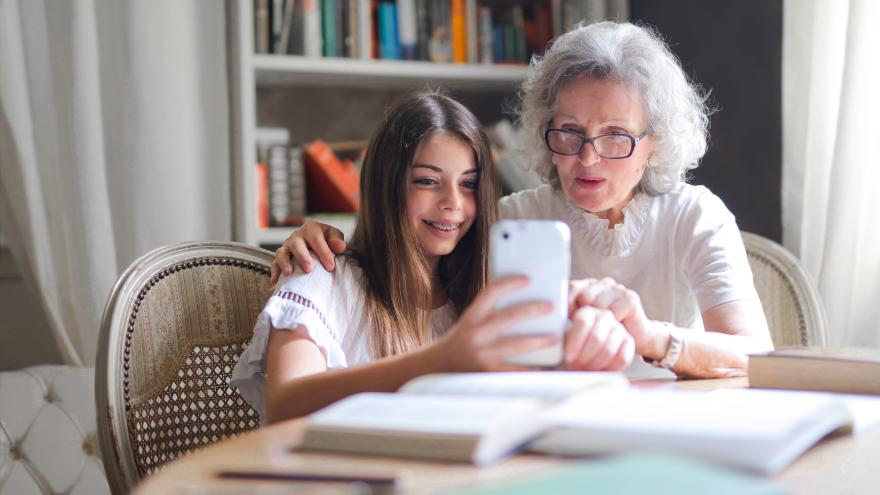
[
  {"x1": 407, "y1": 134, "x2": 478, "y2": 270},
  {"x1": 550, "y1": 77, "x2": 655, "y2": 225}
]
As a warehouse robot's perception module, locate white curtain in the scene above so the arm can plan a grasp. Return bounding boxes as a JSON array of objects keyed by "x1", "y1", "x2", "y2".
[
  {"x1": 783, "y1": 0, "x2": 880, "y2": 347},
  {"x1": 0, "y1": 0, "x2": 232, "y2": 365}
]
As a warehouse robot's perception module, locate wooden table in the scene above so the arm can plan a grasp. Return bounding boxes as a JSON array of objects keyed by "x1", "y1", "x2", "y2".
[{"x1": 134, "y1": 378, "x2": 880, "y2": 494}]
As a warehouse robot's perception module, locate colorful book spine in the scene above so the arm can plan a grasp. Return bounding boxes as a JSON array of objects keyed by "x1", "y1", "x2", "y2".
[
  {"x1": 303, "y1": 0, "x2": 322, "y2": 57},
  {"x1": 378, "y1": 2, "x2": 401, "y2": 60},
  {"x1": 465, "y1": 0, "x2": 478, "y2": 63},
  {"x1": 478, "y1": 5, "x2": 492, "y2": 64},
  {"x1": 397, "y1": 0, "x2": 418, "y2": 60},
  {"x1": 255, "y1": 161, "x2": 270, "y2": 229},
  {"x1": 304, "y1": 140, "x2": 361, "y2": 213},
  {"x1": 451, "y1": 0, "x2": 467, "y2": 63},
  {"x1": 321, "y1": 0, "x2": 339, "y2": 57}
]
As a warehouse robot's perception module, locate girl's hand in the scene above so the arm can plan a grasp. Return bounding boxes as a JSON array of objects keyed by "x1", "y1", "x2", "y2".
[
  {"x1": 431, "y1": 276, "x2": 560, "y2": 372},
  {"x1": 271, "y1": 221, "x2": 348, "y2": 283},
  {"x1": 568, "y1": 278, "x2": 659, "y2": 359}
]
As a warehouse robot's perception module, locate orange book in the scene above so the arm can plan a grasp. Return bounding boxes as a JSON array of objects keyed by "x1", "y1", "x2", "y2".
[
  {"x1": 255, "y1": 162, "x2": 269, "y2": 229},
  {"x1": 303, "y1": 140, "x2": 360, "y2": 213},
  {"x1": 451, "y1": 0, "x2": 467, "y2": 63}
]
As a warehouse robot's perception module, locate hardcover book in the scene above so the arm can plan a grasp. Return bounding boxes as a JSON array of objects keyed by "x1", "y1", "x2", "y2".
[{"x1": 748, "y1": 347, "x2": 880, "y2": 395}]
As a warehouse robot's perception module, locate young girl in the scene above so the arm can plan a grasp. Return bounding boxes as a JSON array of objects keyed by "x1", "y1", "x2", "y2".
[{"x1": 232, "y1": 91, "x2": 632, "y2": 424}]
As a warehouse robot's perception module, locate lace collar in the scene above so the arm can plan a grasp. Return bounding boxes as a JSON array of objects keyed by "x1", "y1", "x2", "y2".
[{"x1": 558, "y1": 189, "x2": 653, "y2": 257}]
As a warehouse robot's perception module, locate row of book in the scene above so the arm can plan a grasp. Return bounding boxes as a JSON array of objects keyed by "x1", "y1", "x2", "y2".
[
  {"x1": 254, "y1": 0, "x2": 626, "y2": 64},
  {"x1": 255, "y1": 128, "x2": 362, "y2": 229}
]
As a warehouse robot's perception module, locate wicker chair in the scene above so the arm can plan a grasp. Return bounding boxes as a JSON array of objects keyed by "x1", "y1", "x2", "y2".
[
  {"x1": 95, "y1": 241, "x2": 274, "y2": 494},
  {"x1": 741, "y1": 232, "x2": 829, "y2": 347}
]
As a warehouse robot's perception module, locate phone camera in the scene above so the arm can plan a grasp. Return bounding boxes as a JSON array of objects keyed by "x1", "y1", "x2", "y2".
[{"x1": 502, "y1": 232, "x2": 509, "y2": 240}]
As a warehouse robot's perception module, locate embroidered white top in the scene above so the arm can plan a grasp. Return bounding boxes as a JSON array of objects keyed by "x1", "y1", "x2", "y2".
[
  {"x1": 500, "y1": 183, "x2": 759, "y2": 331},
  {"x1": 230, "y1": 255, "x2": 458, "y2": 422}
]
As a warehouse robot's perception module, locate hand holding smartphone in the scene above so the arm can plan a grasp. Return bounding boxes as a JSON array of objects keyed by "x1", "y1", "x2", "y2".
[{"x1": 489, "y1": 220, "x2": 571, "y2": 367}]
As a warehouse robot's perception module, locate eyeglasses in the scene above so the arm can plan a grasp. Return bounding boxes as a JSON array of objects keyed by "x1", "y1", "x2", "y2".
[{"x1": 544, "y1": 128, "x2": 652, "y2": 159}]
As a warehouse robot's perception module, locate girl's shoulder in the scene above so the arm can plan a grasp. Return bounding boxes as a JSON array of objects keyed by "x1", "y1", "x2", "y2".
[{"x1": 273, "y1": 253, "x2": 364, "y2": 299}]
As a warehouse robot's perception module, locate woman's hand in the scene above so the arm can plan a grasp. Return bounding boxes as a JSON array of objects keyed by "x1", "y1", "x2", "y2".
[
  {"x1": 569, "y1": 278, "x2": 662, "y2": 360},
  {"x1": 271, "y1": 221, "x2": 348, "y2": 284},
  {"x1": 430, "y1": 276, "x2": 561, "y2": 372},
  {"x1": 562, "y1": 305, "x2": 634, "y2": 371}
]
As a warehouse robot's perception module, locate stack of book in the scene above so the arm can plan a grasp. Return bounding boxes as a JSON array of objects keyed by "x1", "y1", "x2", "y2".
[
  {"x1": 255, "y1": 131, "x2": 362, "y2": 229},
  {"x1": 255, "y1": 127, "x2": 309, "y2": 228},
  {"x1": 254, "y1": 0, "x2": 626, "y2": 64}
]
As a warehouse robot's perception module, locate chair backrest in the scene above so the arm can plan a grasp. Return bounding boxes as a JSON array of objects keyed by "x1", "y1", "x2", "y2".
[
  {"x1": 95, "y1": 241, "x2": 273, "y2": 494},
  {"x1": 741, "y1": 232, "x2": 829, "y2": 347}
]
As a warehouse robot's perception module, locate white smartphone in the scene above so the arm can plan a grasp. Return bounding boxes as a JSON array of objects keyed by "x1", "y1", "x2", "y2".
[{"x1": 489, "y1": 220, "x2": 571, "y2": 367}]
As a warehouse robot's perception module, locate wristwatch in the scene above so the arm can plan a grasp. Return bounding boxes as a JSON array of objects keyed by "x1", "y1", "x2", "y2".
[{"x1": 650, "y1": 322, "x2": 683, "y2": 370}]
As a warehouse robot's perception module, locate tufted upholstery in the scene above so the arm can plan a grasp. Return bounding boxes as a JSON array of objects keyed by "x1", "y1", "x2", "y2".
[
  {"x1": 96, "y1": 241, "x2": 274, "y2": 494},
  {"x1": 742, "y1": 232, "x2": 829, "y2": 347},
  {"x1": 0, "y1": 365, "x2": 110, "y2": 495}
]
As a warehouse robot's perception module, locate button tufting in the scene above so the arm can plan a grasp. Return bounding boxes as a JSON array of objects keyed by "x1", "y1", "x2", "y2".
[
  {"x1": 82, "y1": 433, "x2": 99, "y2": 457},
  {"x1": 10, "y1": 442, "x2": 24, "y2": 460}
]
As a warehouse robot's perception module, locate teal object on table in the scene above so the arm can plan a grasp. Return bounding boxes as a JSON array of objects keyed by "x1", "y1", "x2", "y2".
[{"x1": 444, "y1": 454, "x2": 787, "y2": 495}]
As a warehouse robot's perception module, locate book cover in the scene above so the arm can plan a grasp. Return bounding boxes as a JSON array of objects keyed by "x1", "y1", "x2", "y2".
[
  {"x1": 445, "y1": 454, "x2": 783, "y2": 495},
  {"x1": 749, "y1": 347, "x2": 880, "y2": 395},
  {"x1": 303, "y1": 140, "x2": 360, "y2": 213}
]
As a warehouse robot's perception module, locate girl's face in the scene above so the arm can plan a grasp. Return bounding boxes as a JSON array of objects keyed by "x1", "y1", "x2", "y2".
[
  {"x1": 550, "y1": 77, "x2": 655, "y2": 225},
  {"x1": 407, "y1": 134, "x2": 478, "y2": 271}
]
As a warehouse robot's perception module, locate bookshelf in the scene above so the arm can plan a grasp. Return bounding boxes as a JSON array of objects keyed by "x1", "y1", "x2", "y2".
[
  {"x1": 229, "y1": 1, "x2": 620, "y2": 248},
  {"x1": 229, "y1": 0, "x2": 531, "y2": 248}
]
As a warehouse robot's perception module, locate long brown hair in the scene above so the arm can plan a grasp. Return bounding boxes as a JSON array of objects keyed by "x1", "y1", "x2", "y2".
[{"x1": 347, "y1": 90, "x2": 500, "y2": 358}]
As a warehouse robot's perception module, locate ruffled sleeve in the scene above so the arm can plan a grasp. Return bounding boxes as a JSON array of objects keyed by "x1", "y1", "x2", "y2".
[{"x1": 230, "y1": 260, "x2": 355, "y2": 421}]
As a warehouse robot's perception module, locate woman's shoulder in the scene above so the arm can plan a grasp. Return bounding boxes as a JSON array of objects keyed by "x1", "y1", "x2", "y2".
[{"x1": 655, "y1": 183, "x2": 733, "y2": 222}]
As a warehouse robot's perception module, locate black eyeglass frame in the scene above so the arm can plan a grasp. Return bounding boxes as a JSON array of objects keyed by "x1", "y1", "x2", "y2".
[{"x1": 543, "y1": 128, "x2": 653, "y2": 159}]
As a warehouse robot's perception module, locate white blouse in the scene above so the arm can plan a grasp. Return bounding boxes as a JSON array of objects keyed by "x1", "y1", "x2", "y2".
[
  {"x1": 500, "y1": 183, "x2": 759, "y2": 331},
  {"x1": 230, "y1": 255, "x2": 458, "y2": 422}
]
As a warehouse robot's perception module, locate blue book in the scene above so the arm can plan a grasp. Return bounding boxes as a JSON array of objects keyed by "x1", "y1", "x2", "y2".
[
  {"x1": 321, "y1": 0, "x2": 339, "y2": 57},
  {"x1": 445, "y1": 454, "x2": 784, "y2": 495},
  {"x1": 378, "y1": 2, "x2": 401, "y2": 60}
]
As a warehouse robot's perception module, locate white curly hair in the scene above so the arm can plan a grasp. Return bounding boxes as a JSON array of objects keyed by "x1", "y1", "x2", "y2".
[{"x1": 517, "y1": 21, "x2": 711, "y2": 195}]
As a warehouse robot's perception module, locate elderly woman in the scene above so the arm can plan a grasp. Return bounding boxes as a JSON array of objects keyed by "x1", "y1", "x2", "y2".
[{"x1": 273, "y1": 22, "x2": 774, "y2": 378}]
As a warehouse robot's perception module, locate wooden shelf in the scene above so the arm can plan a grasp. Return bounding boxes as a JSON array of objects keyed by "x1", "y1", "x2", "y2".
[
  {"x1": 255, "y1": 214, "x2": 357, "y2": 246},
  {"x1": 254, "y1": 55, "x2": 529, "y2": 90}
]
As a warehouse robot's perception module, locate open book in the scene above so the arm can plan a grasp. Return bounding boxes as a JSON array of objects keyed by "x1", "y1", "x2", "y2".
[
  {"x1": 529, "y1": 387, "x2": 855, "y2": 475},
  {"x1": 298, "y1": 372, "x2": 874, "y2": 475},
  {"x1": 297, "y1": 371, "x2": 628, "y2": 466}
]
